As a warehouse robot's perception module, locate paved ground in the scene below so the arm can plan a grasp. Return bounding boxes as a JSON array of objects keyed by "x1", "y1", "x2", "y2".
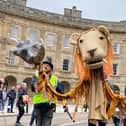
[
  {"x1": 0, "y1": 112, "x2": 113, "y2": 126},
  {"x1": 0, "y1": 104, "x2": 124, "y2": 126},
  {"x1": 0, "y1": 112, "x2": 88, "y2": 126}
]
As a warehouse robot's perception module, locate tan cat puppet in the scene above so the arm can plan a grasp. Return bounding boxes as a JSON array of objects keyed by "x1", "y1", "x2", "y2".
[{"x1": 12, "y1": 26, "x2": 126, "y2": 124}]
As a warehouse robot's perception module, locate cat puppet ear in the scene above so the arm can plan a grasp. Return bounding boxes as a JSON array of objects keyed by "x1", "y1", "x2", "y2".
[
  {"x1": 70, "y1": 33, "x2": 80, "y2": 45},
  {"x1": 97, "y1": 25, "x2": 110, "y2": 42}
]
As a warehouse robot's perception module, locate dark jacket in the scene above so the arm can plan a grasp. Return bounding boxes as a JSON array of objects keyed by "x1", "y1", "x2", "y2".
[
  {"x1": 17, "y1": 87, "x2": 27, "y2": 107},
  {"x1": 7, "y1": 89, "x2": 16, "y2": 100},
  {"x1": 0, "y1": 90, "x2": 2, "y2": 100}
]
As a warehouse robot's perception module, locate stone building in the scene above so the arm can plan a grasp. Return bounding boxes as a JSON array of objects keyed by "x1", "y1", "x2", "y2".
[{"x1": 0, "y1": 0, "x2": 126, "y2": 95}]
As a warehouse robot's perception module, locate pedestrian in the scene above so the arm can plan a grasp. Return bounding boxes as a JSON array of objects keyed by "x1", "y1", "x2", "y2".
[
  {"x1": 123, "y1": 114, "x2": 126, "y2": 126},
  {"x1": 15, "y1": 82, "x2": 28, "y2": 126},
  {"x1": 2, "y1": 86, "x2": 7, "y2": 112},
  {"x1": 4, "y1": 79, "x2": 8, "y2": 90},
  {"x1": 0, "y1": 78, "x2": 4, "y2": 88},
  {"x1": 29, "y1": 71, "x2": 39, "y2": 126},
  {"x1": 111, "y1": 85, "x2": 121, "y2": 126},
  {"x1": 0, "y1": 84, "x2": 3, "y2": 112},
  {"x1": 106, "y1": 81, "x2": 122, "y2": 126},
  {"x1": 31, "y1": 61, "x2": 64, "y2": 126},
  {"x1": 29, "y1": 108, "x2": 35, "y2": 126},
  {"x1": 84, "y1": 102, "x2": 88, "y2": 112},
  {"x1": 7, "y1": 86, "x2": 16, "y2": 113},
  {"x1": 112, "y1": 107, "x2": 121, "y2": 126}
]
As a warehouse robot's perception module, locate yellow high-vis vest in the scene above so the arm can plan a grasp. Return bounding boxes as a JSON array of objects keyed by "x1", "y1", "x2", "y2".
[{"x1": 33, "y1": 74, "x2": 58, "y2": 104}]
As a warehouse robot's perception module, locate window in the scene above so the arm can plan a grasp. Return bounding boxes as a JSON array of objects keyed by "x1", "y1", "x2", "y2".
[
  {"x1": 113, "y1": 42, "x2": 120, "y2": 54},
  {"x1": 10, "y1": 25, "x2": 19, "y2": 39},
  {"x1": 62, "y1": 59, "x2": 69, "y2": 71},
  {"x1": 46, "y1": 33, "x2": 56, "y2": 47},
  {"x1": 46, "y1": 57, "x2": 52, "y2": 63},
  {"x1": 113, "y1": 64, "x2": 118, "y2": 75},
  {"x1": 0, "y1": 23, "x2": 2, "y2": 36},
  {"x1": 124, "y1": 86, "x2": 126, "y2": 95},
  {"x1": 8, "y1": 51, "x2": 15, "y2": 65},
  {"x1": 63, "y1": 35, "x2": 70, "y2": 48},
  {"x1": 28, "y1": 30, "x2": 37, "y2": 42}
]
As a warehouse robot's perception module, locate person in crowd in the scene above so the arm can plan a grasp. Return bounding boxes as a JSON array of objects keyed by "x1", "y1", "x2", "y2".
[
  {"x1": 15, "y1": 82, "x2": 28, "y2": 126},
  {"x1": 106, "y1": 79, "x2": 121, "y2": 126},
  {"x1": 84, "y1": 102, "x2": 88, "y2": 112},
  {"x1": 123, "y1": 110, "x2": 126, "y2": 126},
  {"x1": 0, "y1": 84, "x2": 3, "y2": 112},
  {"x1": 4, "y1": 79, "x2": 8, "y2": 90},
  {"x1": 0, "y1": 78, "x2": 4, "y2": 87},
  {"x1": 2, "y1": 86, "x2": 7, "y2": 112},
  {"x1": 29, "y1": 70, "x2": 39, "y2": 126},
  {"x1": 31, "y1": 61, "x2": 64, "y2": 126},
  {"x1": 112, "y1": 85, "x2": 121, "y2": 126},
  {"x1": 7, "y1": 86, "x2": 16, "y2": 113},
  {"x1": 29, "y1": 108, "x2": 35, "y2": 126},
  {"x1": 0, "y1": 80, "x2": 2, "y2": 87}
]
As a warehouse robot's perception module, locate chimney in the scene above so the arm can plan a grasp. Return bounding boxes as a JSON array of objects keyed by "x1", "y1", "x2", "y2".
[
  {"x1": 7, "y1": 0, "x2": 27, "y2": 6},
  {"x1": 64, "y1": 6, "x2": 82, "y2": 18}
]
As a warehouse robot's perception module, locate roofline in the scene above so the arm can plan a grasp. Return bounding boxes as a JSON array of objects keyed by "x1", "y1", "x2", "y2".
[{"x1": 0, "y1": 1, "x2": 126, "y2": 33}]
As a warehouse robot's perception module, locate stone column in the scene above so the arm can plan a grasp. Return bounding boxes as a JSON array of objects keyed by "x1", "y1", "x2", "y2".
[{"x1": 55, "y1": 31, "x2": 62, "y2": 72}]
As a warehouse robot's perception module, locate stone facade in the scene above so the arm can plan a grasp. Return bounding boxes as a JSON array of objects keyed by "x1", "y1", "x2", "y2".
[
  {"x1": 0, "y1": 0, "x2": 126, "y2": 94},
  {"x1": 7, "y1": 0, "x2": 27, "y2": 6}
]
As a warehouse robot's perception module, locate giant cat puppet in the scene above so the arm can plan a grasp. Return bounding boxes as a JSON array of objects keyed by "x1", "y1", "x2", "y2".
[{"x1": 12, "y1": 26, "x2": 126, "y2": 126}]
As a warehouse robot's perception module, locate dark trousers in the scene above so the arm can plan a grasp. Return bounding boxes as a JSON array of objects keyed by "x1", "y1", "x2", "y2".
[
  {"x1": 88, "y1": 120, "x2": 106, "y2": 126},
  {"x1": 25, "y1": 103, "x2": 28, "y2": 113},
  {"x1": 112, "y1": 117, "x2": 120, "y2": 126},
  {"x1": 16, "y1": 106, "x2": 25, "y2": 123},
  {"x1": 84, "y1": 103, "x2": 88, "y2": 112},
  {"x1": 29, "y1": 109, "x2": 35, "y2": 126},
  {"x1": 124, "y1": 118, "x2": 126, "y2": 126},
  {"x1": 8, "y1": 99, "x2": 15, "y2": 112},
  {"x1": 34, "y1": 103, "x2": 54, "y2": 126}
]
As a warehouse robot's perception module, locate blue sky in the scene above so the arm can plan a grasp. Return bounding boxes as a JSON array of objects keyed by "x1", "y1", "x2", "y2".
[{"x1": 27, "y1": 0, "x2": 126, "y2": 22}]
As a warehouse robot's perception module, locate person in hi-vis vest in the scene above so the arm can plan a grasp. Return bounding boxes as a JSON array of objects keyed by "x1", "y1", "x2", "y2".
[{"x1": 31, "y1": 61, "x2": 64, "y2": 126}]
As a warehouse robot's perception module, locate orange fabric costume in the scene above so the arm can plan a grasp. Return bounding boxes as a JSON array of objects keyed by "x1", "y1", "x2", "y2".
[{"x1": 35, "y1": 27, "x2": 126, "y2": 122}]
